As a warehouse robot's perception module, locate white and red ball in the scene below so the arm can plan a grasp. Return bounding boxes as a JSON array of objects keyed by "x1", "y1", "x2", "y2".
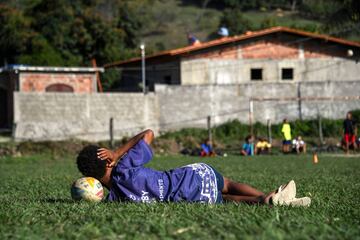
[{"x1": 71, "y1": 177, "x2": 104, "y2": 202}]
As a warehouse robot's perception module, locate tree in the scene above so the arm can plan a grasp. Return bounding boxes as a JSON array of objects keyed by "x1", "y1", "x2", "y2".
[
  {"x1": 0, "y1": 5, "x2": 32, "y2": 65},
  {"x1": 325, "y1": 0, "x2": 360, "y2": 37},
  {"x1": 18, "y1": 35, "x2": 68, "y2": 66},
  {"x1": 116, "y1": 1, "x2": 145, "y2": 48}
]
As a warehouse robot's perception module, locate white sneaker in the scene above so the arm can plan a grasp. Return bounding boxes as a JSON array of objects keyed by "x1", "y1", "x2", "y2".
[
  {"x1": 284, "y1": 197, "x2": 311, "y2": 207},
  {"x1": 272, "y1": 180, "x2": 296, "y2": 206}
]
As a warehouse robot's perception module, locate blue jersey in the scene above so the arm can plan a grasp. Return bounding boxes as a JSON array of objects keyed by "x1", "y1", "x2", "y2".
[
  {"x1": 242, "y1": 143, "x2": 254, "y2": 156},
  {"x1": 107, "y1": 140, "x2": 220, "y2": 204},
  {"x1": 201, "y1": 143, "x2": 213, "y2": 154}
]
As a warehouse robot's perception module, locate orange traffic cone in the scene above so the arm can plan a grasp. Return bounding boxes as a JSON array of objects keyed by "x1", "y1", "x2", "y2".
[{"x1": 313, "y1": 152, "x2": 319, "y2": 164}]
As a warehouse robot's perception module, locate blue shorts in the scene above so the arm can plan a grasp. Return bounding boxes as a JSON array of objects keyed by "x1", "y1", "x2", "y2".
[
  {"x1": 209, "y1": 166, "x2": 224, "y2": 203},
  {"x1": 283, "y1": 140, "x2": 292, "y2": 145}
]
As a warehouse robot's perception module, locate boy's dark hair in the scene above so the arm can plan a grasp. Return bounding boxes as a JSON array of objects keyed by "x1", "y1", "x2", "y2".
[
  {"x1": 245, "y1": 135, "x2": 252, "y2": 142},
  {"x1": 76, "y1": 145, "x2": 107, "y2": 179}
]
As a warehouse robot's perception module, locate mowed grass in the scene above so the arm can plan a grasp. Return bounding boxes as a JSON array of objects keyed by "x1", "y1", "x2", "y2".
[{"x1": 1, "y1": 153, "x2": 359, "y2": 239}]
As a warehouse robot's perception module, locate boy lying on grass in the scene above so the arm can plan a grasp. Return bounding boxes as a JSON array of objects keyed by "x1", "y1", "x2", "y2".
[{"x1": 77, "y1": 129, "x2": 311, "y2": 206}]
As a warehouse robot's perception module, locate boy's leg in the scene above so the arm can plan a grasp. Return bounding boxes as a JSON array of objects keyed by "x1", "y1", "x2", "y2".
[
  {"x1": 282, "y1": 142, "x2": 285, "y2": 153},
  {"x1": 286, "y1": 144, "x2": 291, "y2": 153},
  {"x1": 351, "y1": 135, "x2": 357, "y2": 150},
  {"x1": 222, "y1": 178, "x2": 264, "y2": 196},
  {"x1": 345, "y1": 134, "x2": 350, "y2": 154},
  {"x1": 222, "y1": 194, "x2": 266, "y2": 204},
  {"x1": 221, "y1": 177, "x2": 269, "y2": 204},
  {"x1": 220, "y1": 178, "x2": 299, "y2": 205}
]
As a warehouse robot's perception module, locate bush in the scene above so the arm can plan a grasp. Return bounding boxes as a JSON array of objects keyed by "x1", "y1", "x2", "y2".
[{"x1": 158, "y1": 110, "x2": 360, "y2": 149}]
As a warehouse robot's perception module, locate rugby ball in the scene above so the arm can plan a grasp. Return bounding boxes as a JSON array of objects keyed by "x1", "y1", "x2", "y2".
[{"x1": 71, "y1": 177, "x2": 104, "y2": 202}]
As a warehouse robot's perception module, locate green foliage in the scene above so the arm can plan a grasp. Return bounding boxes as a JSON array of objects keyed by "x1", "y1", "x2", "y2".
[
  {"x1": 1, "y1": 154, "x2": 360, "y2": 238},
  {"x1": 0, "y1": 5, "x2": 32, "y2": 64},
  {"x1": 116, "y1": 1, "x2": 149, "y2": 48},
  {"x1": 159, "y1": 112, "x2": 358, "y2": 148},
  {"x1": 0, "y1": 0, "x2": 138, "y2": 73},
  {"x1": 351, "y1": 109, "x2": 360, "y2": 123},
  {"x1": 300, "y1": 0, "x2": 342, "y2": 19},
  {"x1": 18, "y1": 35, "x2": 69, "y2": 66},
  {"x1": 324, "y1": 0, "x2": 360, "y2": 38},
  {"x1": 1, "y1": 0, "x2": 359, "y2": 89},
  {"x1": 160, "y1": 128, "x2": 208, "y2": 148},
  {"x1": 214, "y1": 120, "x2": 249, "y2": 141},
  {"x1": 260, "y1": 16, "x2": 278, "y2": 29}
]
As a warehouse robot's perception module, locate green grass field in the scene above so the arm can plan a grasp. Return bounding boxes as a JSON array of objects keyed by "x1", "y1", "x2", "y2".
[{"x1": 1, "y1": 153, "x2": 359, "y2": 239}]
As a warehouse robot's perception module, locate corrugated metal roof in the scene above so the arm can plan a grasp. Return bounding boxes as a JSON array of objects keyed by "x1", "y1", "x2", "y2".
[{"x1": 104, "y1": 26, "x2": 360, "y2": 68}]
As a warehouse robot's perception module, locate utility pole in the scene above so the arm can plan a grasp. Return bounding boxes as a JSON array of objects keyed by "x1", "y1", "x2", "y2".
[
  {"x1": 140, "y1": 43, "x2": 146, "y2": 94},
  {"x1": 318, "y1": 114, "x2": 324, "y2": 145},
  {"x1": 109, "y1": 117, "x2": 114, "y2": 148},
  {"x1": 267, "y1": 118, "x2": 272, "y2": 144},
  {"x1": 249, "y1": 99, "x2": 254, "y2": 136},
  {"x1": 207, "y1": 116, "x2": 212, "y2": 143}
]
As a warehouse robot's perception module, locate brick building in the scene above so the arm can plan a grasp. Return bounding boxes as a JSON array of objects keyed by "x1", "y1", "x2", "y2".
[
  {"x1": 105, "y1": 26, "x2": 360, "y2": 91},
  {"x1": 0, "y1": 66, "x2": 103, "y2": 129}
]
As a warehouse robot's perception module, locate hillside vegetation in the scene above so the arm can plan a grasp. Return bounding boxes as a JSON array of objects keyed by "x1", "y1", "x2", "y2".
[{"x1": 1, "y1": 0, "x2": 359, "y2": 88}]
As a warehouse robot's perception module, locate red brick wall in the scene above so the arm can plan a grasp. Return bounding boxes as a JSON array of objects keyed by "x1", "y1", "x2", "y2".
[
  {"x1": 184, "y1": 46, "x2": 238, "y2": 60},
  {"x1": 241, "y1": 41, "x2": 299, "y2": 59},
  {"x1": 20, "y1": 73, "x2": 95, "y2": 93},
  {"x1": 184, "y1": 39, "x2": 335, "y2": 60}
]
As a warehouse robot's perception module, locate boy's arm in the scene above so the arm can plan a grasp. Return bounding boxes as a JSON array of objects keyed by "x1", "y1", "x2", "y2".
[{"x1": 97, "y1": 129, "x2": 154, "y2": 167}]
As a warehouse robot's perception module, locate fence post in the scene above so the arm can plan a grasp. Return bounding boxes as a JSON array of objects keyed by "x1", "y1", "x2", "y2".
[
  {"x1": 318, "y1": 114, "x2": 324, "y2": 145},
  {"x1": 207, "y1": 116, "x2": 212, "y2": 143},
  {"x1": 109, "y1": 117, "x2": 114, "y2": 148},
  {"x1": 267, "y1": 118, "x2": 272, "y2": 144},
  {"x1": 249, "y1": 99, "x2": 254, "y2": 136},
  {"x1": 297, "y1": 82, "x2": 302, "y2": 120}
]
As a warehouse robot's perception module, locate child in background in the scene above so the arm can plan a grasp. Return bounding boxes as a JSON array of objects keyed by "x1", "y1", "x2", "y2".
[
  {"x1": 292, "y1": 136, "x2": 306, "y2": 154},
  {"x1": 76, "y1": 129, "x2": 311, "y2": 206},
  {"x1": 200, "y1": 138, "x2": 216, "y2": 157},
  {"x1": 255, "y1": 137, "x2": 272, "y2": 155},
  {"x1": 241, "y1": 135, "x2": 255, "y2": 156}
]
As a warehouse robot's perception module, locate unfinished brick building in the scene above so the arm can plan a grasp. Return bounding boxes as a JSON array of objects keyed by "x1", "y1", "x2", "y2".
[
  {"x1": 0, "y1": 66, "x2": 103, "y2": 129},
  {"x1": 106, "y1": 26, "x2": 360, "y2": 92}
]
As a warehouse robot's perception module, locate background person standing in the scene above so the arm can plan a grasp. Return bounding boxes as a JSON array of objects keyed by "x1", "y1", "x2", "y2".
[
  {"x1": 281, "y1": 118, "x2": 292, "y2": 153},
  {"x1": 343, "y1": 112, "x2": 357, "y2": 154}
]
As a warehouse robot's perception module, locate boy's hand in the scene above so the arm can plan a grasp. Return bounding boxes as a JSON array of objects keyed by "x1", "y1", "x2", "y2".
[{"x1": 97, "y1": 148, "x2": 117, "y2": 167}]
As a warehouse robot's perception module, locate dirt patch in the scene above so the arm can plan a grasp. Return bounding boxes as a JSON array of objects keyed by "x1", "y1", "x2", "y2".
[{"x1": 152, "y1": 138, "x2": 181, "y2": 155}]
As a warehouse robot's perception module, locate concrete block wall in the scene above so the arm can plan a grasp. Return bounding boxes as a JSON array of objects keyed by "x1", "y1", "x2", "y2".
[
  {"x1": 181, "y1": 58, "x2": 360, "y2": 85},
  {"x1": 14, "y1": 92, "x2": 159, "y2": 141},
  {"x1": 156, "y1": 81, "x2": 360, "y2": 130},
  {"x1": 181, "y1": 38, "x2": 360, "y2": 85},
  {"x1": 13, "y1": 81, "x2": 360, "y2": 141}
]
